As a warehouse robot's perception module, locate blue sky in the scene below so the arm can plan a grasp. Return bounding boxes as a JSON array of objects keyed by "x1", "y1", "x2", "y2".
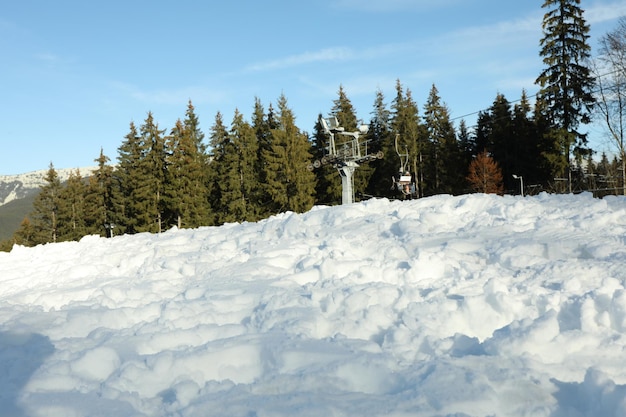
[{"x1": 1, "y1": 0, "x2": 626, "y2": 175}]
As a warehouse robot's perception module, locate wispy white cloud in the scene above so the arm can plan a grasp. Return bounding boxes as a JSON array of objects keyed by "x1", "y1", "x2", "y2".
[
  {"x1": 585, "y1": 1, "x2": 626, "y2": 24},
  {"x1": 245, "y1": 47, "x2": 355, "y2": 72},
  {"x1": 110, "y1": 81, "x2": 227, "y2": 107}
]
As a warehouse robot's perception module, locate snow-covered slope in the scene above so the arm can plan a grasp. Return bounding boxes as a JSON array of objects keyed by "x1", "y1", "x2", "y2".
[
  {"x1": 0, "y1": 167, "x2": 95, "y2": 207},
  {"x1": 1, "y1": 193, "x2": 626, "y2": 417}
]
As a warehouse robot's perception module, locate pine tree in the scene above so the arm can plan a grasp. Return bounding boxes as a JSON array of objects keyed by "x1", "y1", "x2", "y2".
[
  {"x1": 311, "y1": 115, "x2": 341, "y2": 204},
  {"x1": 512, "y1": 91, "x2": 546, "y2": 190},
  {"x1": 536, "y1": 0, "x2": 596, "y2": 191},
  {"x1": 114, "y1": 122, "x2": 144, "y2": 234},
  {"x1": 217, "y1": 109, "x2": 260, "y2": 223},
  {"x1": 206, "y1": 112, "x2": 230, "y2": 225},
  {"x1": 366, "y1": 89, "x2": 395, "y2": 198},
  {"x1": 488, "y1": 94, "x2": 514, "y2": 191},
  {"x1": 391, "y1": 80, "x2": 423, "y2": 196},
  {"x1": 467, "y1": 151, "x2": 504, "y2": 195},
  {"x1": 57, "y1": 169, "x2": 87, "y2": 241},
  {"x1": 30, "y1": 163, "x2": 63, "y2": 244},
  {"x1": 262, "y1": 94, "x2": 316, "y2": 213},
  {"x1": 11, "y1": 217, "x2": 35, "y2": 247},
  {"x1": 163, "y1": 118, "x2": 210, "y2": 229},
  {"x1": 423, "y1": 84, "x2": 462, "y2": 194},
  {"x1": 457, "y1": 119, "x2": 474, "y2": 192},
  {"x1": 85, "y1": 149, "x2": 115, "y2": 237}
]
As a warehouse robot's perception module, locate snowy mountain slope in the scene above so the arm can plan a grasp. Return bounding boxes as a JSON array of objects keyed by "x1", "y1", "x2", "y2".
[
  {"x1": 0, "y1": 167, "x2": 96, "y2": 241},
  {"x1": 1, "y1": 193, "x2": 626, "y2": 417},
  {"x1": 0, "y1": 167, "x2": 95, "y2": 207}
]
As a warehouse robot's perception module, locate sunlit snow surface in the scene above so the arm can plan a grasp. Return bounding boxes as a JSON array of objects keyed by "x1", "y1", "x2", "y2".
[{"x1": 2, "y1": 193, "x2": 626, "y2": 417}]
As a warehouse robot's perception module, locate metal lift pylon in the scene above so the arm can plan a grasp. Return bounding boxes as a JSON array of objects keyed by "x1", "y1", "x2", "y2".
[{"x1": 310, "y1": 116, "x2": 383, "y2": 205}]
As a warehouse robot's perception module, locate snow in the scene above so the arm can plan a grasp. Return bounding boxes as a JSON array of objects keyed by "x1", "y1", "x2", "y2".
[
  {"x1": 0, "y1": 167, "x2": 96, "y2": 206},
  {"x1": 1, "y1": 193, "x2": 626, "y2": 417}
]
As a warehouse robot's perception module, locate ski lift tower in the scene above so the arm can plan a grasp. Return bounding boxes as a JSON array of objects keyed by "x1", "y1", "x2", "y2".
[{"x1": 315, "y1": 116, "x2": 383, "y2": 205}]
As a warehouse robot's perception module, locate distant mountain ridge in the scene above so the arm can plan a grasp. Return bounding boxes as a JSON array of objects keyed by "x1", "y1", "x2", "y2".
[
  {"x1": 0, "y1": 167, "x2": 95, "y2": 207},
  {"x1": 0, "y1": 167, "x2": 95, "y2": 241}
]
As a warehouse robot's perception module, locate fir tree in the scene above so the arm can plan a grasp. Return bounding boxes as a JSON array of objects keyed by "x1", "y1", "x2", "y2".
[
  {"x1": 57, "y1": 169, "x2": 87, "y2": 241},
  {"x1": 85, "y1": 149, "x2": 115, "y2": 237},
  {"x1": 114, "y1": 122, "x2": 144, "y2": 234},
  {"x1": 536, "y1": 0, "x2": 596, "y2": 191},
  {"x1": 423, "y1": 84, "x2": 462, "y2": 194},
  {"x1": 30, "y1": 163, "x2": 62, "y2": 244},
  {"x1": 488, "y1": 94, "x2": 514, "y2": 191},
  {"x1": 164, "y1": 118, "x2": 210, "y2": 229},
  {"x1": 11, "y1": 217, "x2": 35, "y2": 247},
  {"x1": 217, "y1": 109, "x2": 260, "y2": 223},
  {"x1": 391, "y1": 80, "x2": 422, "y2": 196},
  {"x1": 262, "y1": 94, "x2": 316, "y2": 213},
  {"x1": 206, "y1": 112, "x2": 230, "y2": 225},
  {"x1": 311, "y1": 115, "x2": 341, "y2": 204},
  {"x1": 366, "y1": 89, "x2": 395, "y2": 198}
]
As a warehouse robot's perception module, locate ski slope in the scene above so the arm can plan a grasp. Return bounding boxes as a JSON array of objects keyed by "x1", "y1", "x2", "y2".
[{"x1": 1, "y1": 193, "x2": 626, "y2": 417}]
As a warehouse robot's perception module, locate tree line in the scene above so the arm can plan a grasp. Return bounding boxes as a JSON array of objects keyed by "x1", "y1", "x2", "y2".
[{"x1": 2, "y1": 0, "x2": 624, "y2": 250}]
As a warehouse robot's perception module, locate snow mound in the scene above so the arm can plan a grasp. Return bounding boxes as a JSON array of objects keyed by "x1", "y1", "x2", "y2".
[{"x1": 1, "y1": 193, "x2": 626, "y2": 416}]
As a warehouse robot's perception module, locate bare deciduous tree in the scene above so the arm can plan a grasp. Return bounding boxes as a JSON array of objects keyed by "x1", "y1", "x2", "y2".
[{"x1": 595, "y1": 17, "x2": 626, "y2": 195}]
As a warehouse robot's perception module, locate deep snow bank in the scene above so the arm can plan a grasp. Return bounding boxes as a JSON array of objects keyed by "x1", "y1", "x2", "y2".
[{"x1": 1, "y1": 193, "x2": 626, "y2": 417}]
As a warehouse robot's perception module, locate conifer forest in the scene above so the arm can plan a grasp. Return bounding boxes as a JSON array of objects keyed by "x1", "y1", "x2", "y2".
[{"x1": 3, "y1": 0, "x2": 626, "y2": 250}]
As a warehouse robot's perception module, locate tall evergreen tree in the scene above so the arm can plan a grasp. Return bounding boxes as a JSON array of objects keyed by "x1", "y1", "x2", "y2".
[
  {"x1": 262, "y1": 94, "x2": 316, "y2": 213},
  {"x1": 391, "y1": 80, "x2": 423, "y2": 196},
  {"x1": 251, "y1": 98, "x2": 281, "y2": 217},
  {"x1": 366, "y1": 89, "x2": 395, "y2": 198},
  {"x1": 512, "y1": 91, "x2": 546, "y2": 190},
  {"x1": 535, "y1": 0, "x2": 596, "y2": 191},
  {"x1": 217, "y1": 109, "x2": 260, "y2": 223},
  {"x1": 457, "y1": 119, "x2": 474, "y2": 191},
  {"x1": 85, "y1": 149, "x2": 116, "y2": 236},
  {"x1": 311, "y1": 115, "x2": 341, "y2": 204},
  {"x1": 206, "y1": 112, "x2": 230, "y2": 225},
  {"x1": 114, "y1": 122, "x2": 143, "y2": 234},
  {"x1": 57, "y1": 169, "x2": 87, "y2": 241},
  {"x1": 30, "y1": 163, "x2": 63, "y2": 244},
  {"x1": 423, "y1": 84, "x2": 462, "y2": 194},
  {"x1": 488, "y1": 94, "x2": 515, "y2": 191},
  {"x1": 164, "y1": 118, "x2": 211, "y2": 229}
]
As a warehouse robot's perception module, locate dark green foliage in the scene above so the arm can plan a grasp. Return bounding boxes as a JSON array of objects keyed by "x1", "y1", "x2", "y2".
[
  {"x1": 216, "y1": 109, "x2": 260, "y2": 223},
  {"x1": 206, "y1": 111, "x2": 231, "y2": 225},
  {"x1": 262, "y1": 94, "x2": 316, "y2": 213},
  {"x1": 84, "y1": 149, "x2": 116, "y2": 237},
  {"x1": 330, "y1": 85, "x2": 373, "y2": 201},
  {"x1": 114, "y1": 122, "x2": 144, "y2": 234},
  {"x1": 30, "y1": 163, "x2": 62, "y2": 244},
  {"x1": 57, "y1": 169, "x2": 88, "y2": 241},
  {"x1": 163, "y1": 112, "x2": 211, "y2": 229},
  {"x1": 536, "y1": 0, "x2": 596, "y2": 187},
  {"x1": 391, "y1": 80, "x2": 423, "y2": 196},
  {"x1": 364, "y1": 90, "x2": 395, "y2": 199},
  {"x1": 311, "y1": 115, "x2": 342, "y2": 205},
  {"x1": 423, "y1": 84, "x2": 463, "y2": 195}
]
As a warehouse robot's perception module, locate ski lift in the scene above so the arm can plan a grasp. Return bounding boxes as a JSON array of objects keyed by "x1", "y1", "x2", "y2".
[{"x1": 391, "y1": 134, "x2": 417, "y2": 198}]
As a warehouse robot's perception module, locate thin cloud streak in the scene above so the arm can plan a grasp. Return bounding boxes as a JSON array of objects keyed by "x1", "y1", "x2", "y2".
[
  {"x1": 585, "y1": 1, "x2": 626, "y2": 24},
  {"x1": 245, "y1": 47, "x2": 355, "y2": 72}
]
